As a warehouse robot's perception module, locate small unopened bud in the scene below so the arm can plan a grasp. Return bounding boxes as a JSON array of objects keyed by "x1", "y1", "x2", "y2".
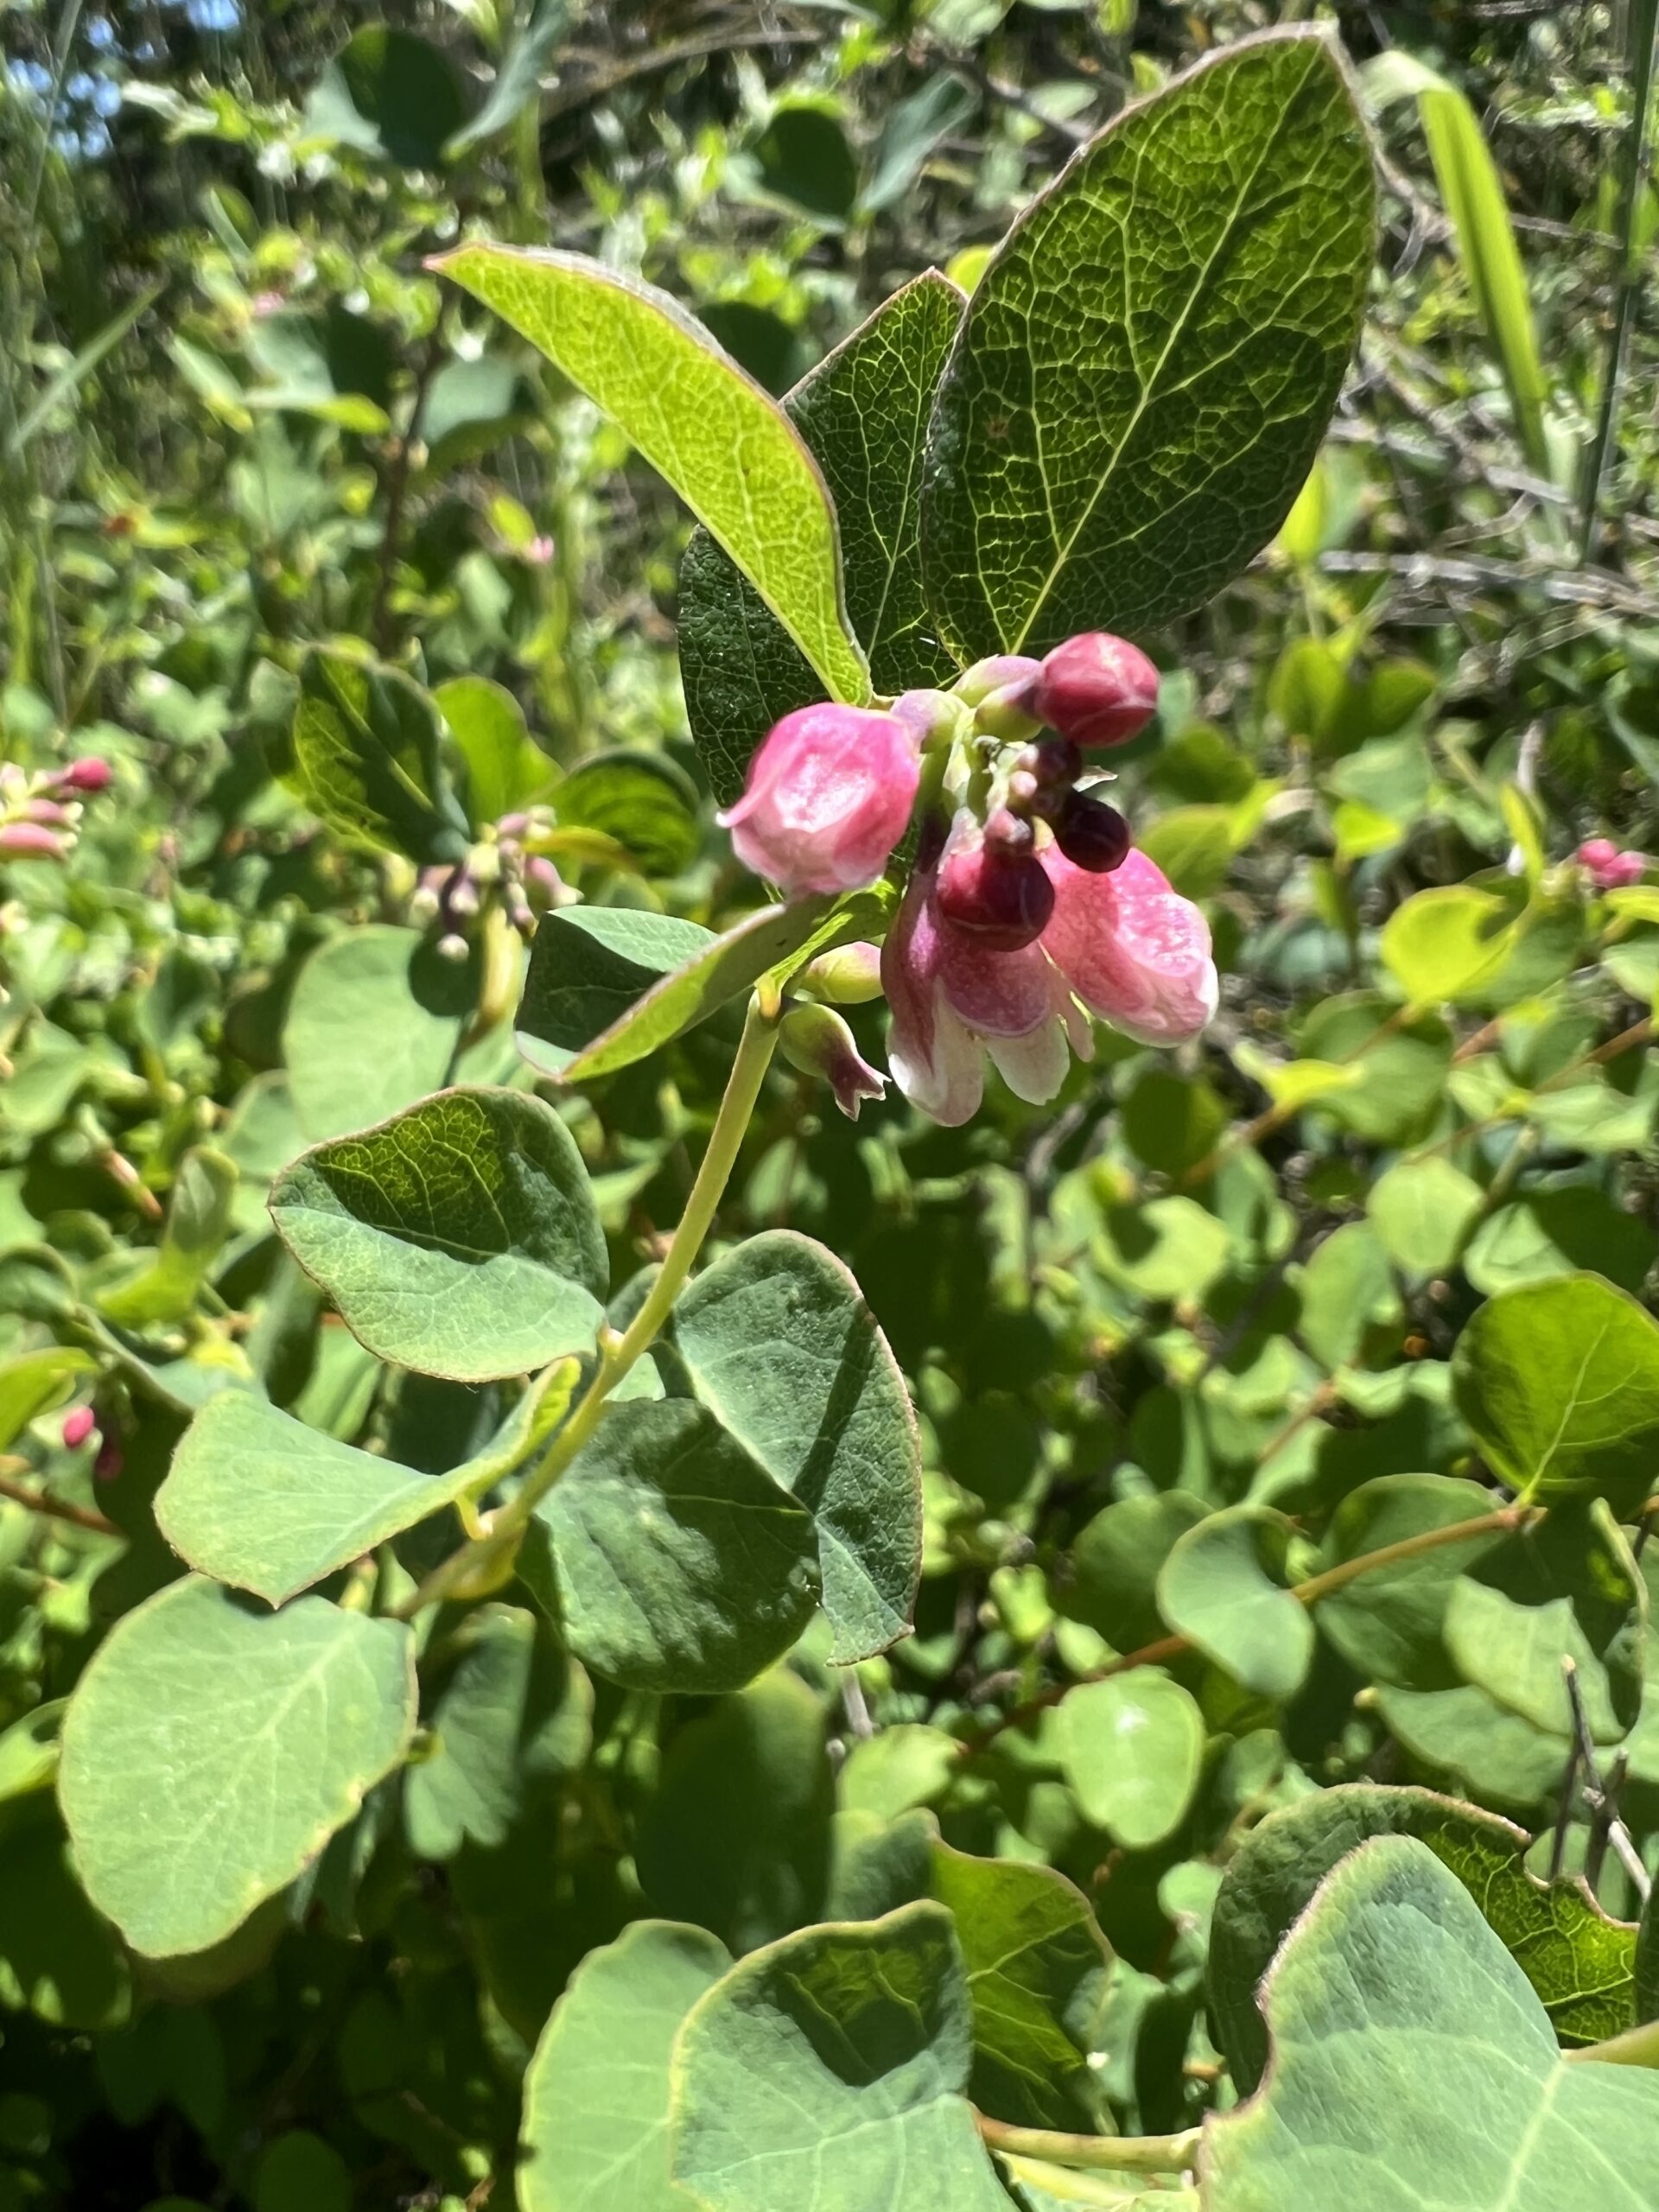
[
  {"x1": 1032, "y1": 632, "x2": 1160, "y2": 750},
  {"x1": 780, "y1": 1002, "x2": 887, "y2": 1121},
  {"x1": 93, "y1": 1437, "x2": 124, "y2": 1483},
  {"x1": 444, "y1": 870, "x2": 480, "y2": 921},
  {"x1": 436, "y1": 931, "x2": 470, "y2": 963},
  {"x1": 0, "y1": 822, "x2": 67, "y2": 861},
  {"x1": 798, "y1": 940, "x2": 884, "y2": 1006},
  {"x1": 891, "y1": 689, "x2": 969, "y2": 751},
  {"x1": 954, "y1": 654, "x2": 1044, "y2": 743},
  {"x1": 58, "y1": 757, "x2": 111, "y2": 793},
  {"x1": 62, "y1": 1406, "x2": 97, "y2": 1450},
  {"x1": 409, "y1": 884, "x2": 442, "y2": 925},
  {"x1": 937, "y1": 818, "x2": 1056, "y2": 950},
  {"x1": 1052, "y1": 790, "x2": 1131, "y2": 874},
  {"x1": 1577, "y1": 836, "x2": 1648, "y2": 891},
  {"x1": 1020, "y1": 735, "x2": 1083, "y2": 790}
]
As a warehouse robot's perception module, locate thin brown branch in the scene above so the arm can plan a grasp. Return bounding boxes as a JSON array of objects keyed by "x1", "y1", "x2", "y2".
[{"x1": 0, "y1": 1467, "x2": 118, "y2": 1536}]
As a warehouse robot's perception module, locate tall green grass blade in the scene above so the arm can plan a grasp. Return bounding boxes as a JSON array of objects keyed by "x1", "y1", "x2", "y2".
[
  {"x1": 1579, "y1": 0, "x2": 1659, "y2": 560},
  {"x1": 4, "y1": 286, "x2": 162, "y2": 464}
]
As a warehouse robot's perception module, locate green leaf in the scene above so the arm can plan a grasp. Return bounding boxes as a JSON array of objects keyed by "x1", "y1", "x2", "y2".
[
  {"x1": 522, "y1": 890, "x2": 887, "y2": 1085},
  {"x1": 678, "y1": 271, "x2": 963, "y2": 804},
  {"x1": 435, "y1": 245, "x2": 868, "y2": 706},
  {"x1": 1374, "y1": 1681, "x2": 1567, "y2": 1815},
  {"x1": 445, "y1": 0, "x2": 569, "y2": 160},
  {"x1": 1208, "y1": 1783, "x2": 1639, "y2": 2094},
  {"x1": 1057, "y1": 1671, "x2": 1205, "y2": 1849},
  {"x1": 537, "y1": 1400, "x2": 819, "y2": 1693},
  {"x1": 928, "y1": 1841, "x2": 1111, "y2": 2131},
  {"x1": 1637, "y1": 1880, "x2": 1658, "y2": 2026},
  {"x1": 96, "y1": 1147, "x2": 238, "y2": 1329},
  {"x1": 1465, "y1": 1187, "x2": 1656, "y2": 1297},
  {"x1": 1155, "y1": 1506, "x2": 1312, "y2": 1700},
  {"x1": 58, "y1": 1578, "x2": 416, "y2": 1956},
  {"x1": 519, "y1": 1918, "x2": 731, "y2": 2212},
  {"x1": 1363, "y1": 55, "x2": 1552, "y2": 478},
  {"x1": 665, "y1": 1230, "x2": 921, "y2": 1663},
  {"x1": 919, "y1": 32, "x2": 1374, "y2": 661},
  {"x1": 156, "y1": 1362, "x2": 577, "y2": 1607},
  {"x1": 514, "y1": 906, "x2": 715, "y2": 1077},
  {"x1": 1452, "y1": 1272, "x2": 1659, "y2": 1515},
  {"x1": 551, "y1": 751, "x2": 701, "y2": 878},
  {"x1": 1443, "y1": 1503, "x2": 1645, "y2": 1745},
  {"x1": 752, "y1": 102, "x2": 859, "y2": 226},
  {"x1": 0, "y1": 1799, "x2": 131, "y2": 2031},
  {"x1": 290, "y1": 649, "x2": 470, "y2": 865},
  {"x1": 1313, "y1": 1474, "x2": 1501, "y2": 1690},
  {"x1": 1201, "y1": 1837, "x2": 1659, "y2": 2209},
  {"x1": 0, "y1": 1347, "x2": 95, "y2": 1452},
  {"x1": 284, "y1": 926, "x2": 511, "y2": 1143},
  {"x1": 435, "y1": 674, "x2": 556, "y2": 829},
  {"x1": 404, "y1": 1604, "x2": 589, "y2": 1862},
  {"x1": 635, "y1": 1669, "x2": 834, "y2": 1953},
  {"x1": 1056, "y1": 1493, "x2": 1211, "y2": 1654},
  {"x1": 303, "y1": 25, "x2": 468, "y2": 169},
  {"x1": 270, "y1": 1087, "x2": 606, "y2": 1382},
  {"x1": 668, "y1": 1902, "x2": 1011, "y2": 2212},
  {"x1": 1365, "y1": 1155, "x2": 1484, "y2": 1278}
]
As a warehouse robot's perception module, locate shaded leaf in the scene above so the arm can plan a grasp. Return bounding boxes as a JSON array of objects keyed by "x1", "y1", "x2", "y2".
[{"x1": 290, "y1": 649, "x2": 469, "y2": 865}]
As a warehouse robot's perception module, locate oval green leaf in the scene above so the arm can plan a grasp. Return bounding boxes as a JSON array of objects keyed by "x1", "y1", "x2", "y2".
[
  {"x1": 58, "y1": 1578, "x2": 416, "y2": 1957},
  {"x1": 270, "y1": 1086, "x2": 606, "y2": 1382},
  {"x1": 434, "y1": 245, "x2": 868, "y2": 706}
]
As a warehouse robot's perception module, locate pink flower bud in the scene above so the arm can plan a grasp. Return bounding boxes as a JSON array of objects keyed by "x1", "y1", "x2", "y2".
[
  {"x1": 780, "y1": 1002, "x2": 887, "y2": 1120},
  {"x1": 1577, "y1": 837, "x2": 1648, "y2": 891},
  {"x1": 1052, "y1": 790, "x2": 1131, "y2": 874},
  {"x1": 1032, "y1": 633, "x2": 1160, "y2": 750},
  {"x1": 59, "y1": 756, "x2": 111, "y2": 793},
  {"x1": 798, "y1": 940, "x2": 885, "y2": 1005},
  {"x1": 717, "y1": 704, "x2": 920, "y2": 897},
  {"x1": 936, "y1": 814, "x2": 1055, "y2": 951},
  {"x1": 890, "y1": 690, "x2": 967, "y2": 750},
  {"x1": 61, "y1": 1406, "x2": 97, "y2": 1450},
  {"x1": 22, "y1": 798, "x2": 73, "y2": 826},
  {"x1": 0, "y1": 822, "x2": 67, "y2": 861},
  {"x1": 93, "y1": 1438, "x2": 124, "y2": 1484}
]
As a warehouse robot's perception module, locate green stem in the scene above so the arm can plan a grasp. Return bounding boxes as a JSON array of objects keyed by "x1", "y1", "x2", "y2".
[
  {"x1": 976, "y1": 2113, "x2": 1200, "y2": 2175},
  {"x1": 1567, "y1": 2016, "x2": 1659, "y2": 2069},
  {"x1": 396, "y1": 991, "x2": 783, "y2": 1618}
]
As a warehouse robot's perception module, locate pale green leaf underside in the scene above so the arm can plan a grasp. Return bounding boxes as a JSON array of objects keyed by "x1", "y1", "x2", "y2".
[
  {"x1": 435, "y1": 245, "x2": 869, "y2": 706},
  {"x1": 1201, "y1": 1836, "x2": 1659, "y2": 2209},
  {"x1": 58, "y1": 1577, "x2": 416, "y2": 1957},
  {"x1": 669, "y1": 1902, "x2": 1010, "y2": 2212},
  {"x1": 521, "y1": 1919, "x2": 732, "y2": 2212},
  {"x1": 156, "y1": 1362, "x2": 576, "y2": 1606},
  {"x1": 270, "y1": 1086, "x2": 607, "y2": 1382},
  {"x1": 920, "y1": 30, "x2": 1374, "y2": 660}
]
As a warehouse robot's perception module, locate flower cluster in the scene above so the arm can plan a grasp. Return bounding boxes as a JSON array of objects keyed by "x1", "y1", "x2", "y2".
[
  {"x1": 0, "y1": 756, "x2": 111, "y2": 865},
  {"x1": 718, "y1": 632, "x2": 1218, "y2": 1124}
]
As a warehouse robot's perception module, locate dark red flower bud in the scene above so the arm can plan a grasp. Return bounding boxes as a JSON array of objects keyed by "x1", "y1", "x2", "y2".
[
  {"x1": 936, "y1": 823, "x2": 1056, "y2": 950},
  {"x1": 1033, "y1": 633, "x2": 1160, "y2": 750},
  {"x1": 59, "y1": 756, "x2": 111, "y2": 793},
  {"x1": 1019, "y1": 735, "x2": 1083, "y2": 790},
  {"x1": 1052, "y1": 790, "x2": 1131, "y2": 874}
]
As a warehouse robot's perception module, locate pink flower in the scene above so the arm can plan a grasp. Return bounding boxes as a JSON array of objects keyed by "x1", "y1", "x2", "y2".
[
  {"x1": 58, "y1": 757, "x2": 111, "y2": 793},
  {"x1": 0, "y1": 822, "x2": 67, "y2": 861},
  {"x1": 1032, "y1": 632, "x2": 1160, "y2": 749},
  {"x1": 718, "y1": 704, "x2": 920, "y2": 897},
  {"x1": 1577, "y1": 837, "x2": 1648, "y2": 891},
  {"x1": 882, "y1": 842, "x2": 1216, "y2": 1125}
]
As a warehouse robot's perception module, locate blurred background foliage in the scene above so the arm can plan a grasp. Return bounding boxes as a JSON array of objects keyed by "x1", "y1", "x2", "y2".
[{"x1": 4, "y1": 2, "x2": 1659, "y2": 2206}]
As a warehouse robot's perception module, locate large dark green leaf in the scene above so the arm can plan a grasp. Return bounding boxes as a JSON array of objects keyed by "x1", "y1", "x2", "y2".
[
  {"x1": 679, "y1": 271, "x2": 963, "y2": 805},
  {"x1": 303, "y1": 25, "x2": 468, "y2": 169},
  {"x1": 920, "y1": 32, "x2": 1374, "y2": 660}
]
